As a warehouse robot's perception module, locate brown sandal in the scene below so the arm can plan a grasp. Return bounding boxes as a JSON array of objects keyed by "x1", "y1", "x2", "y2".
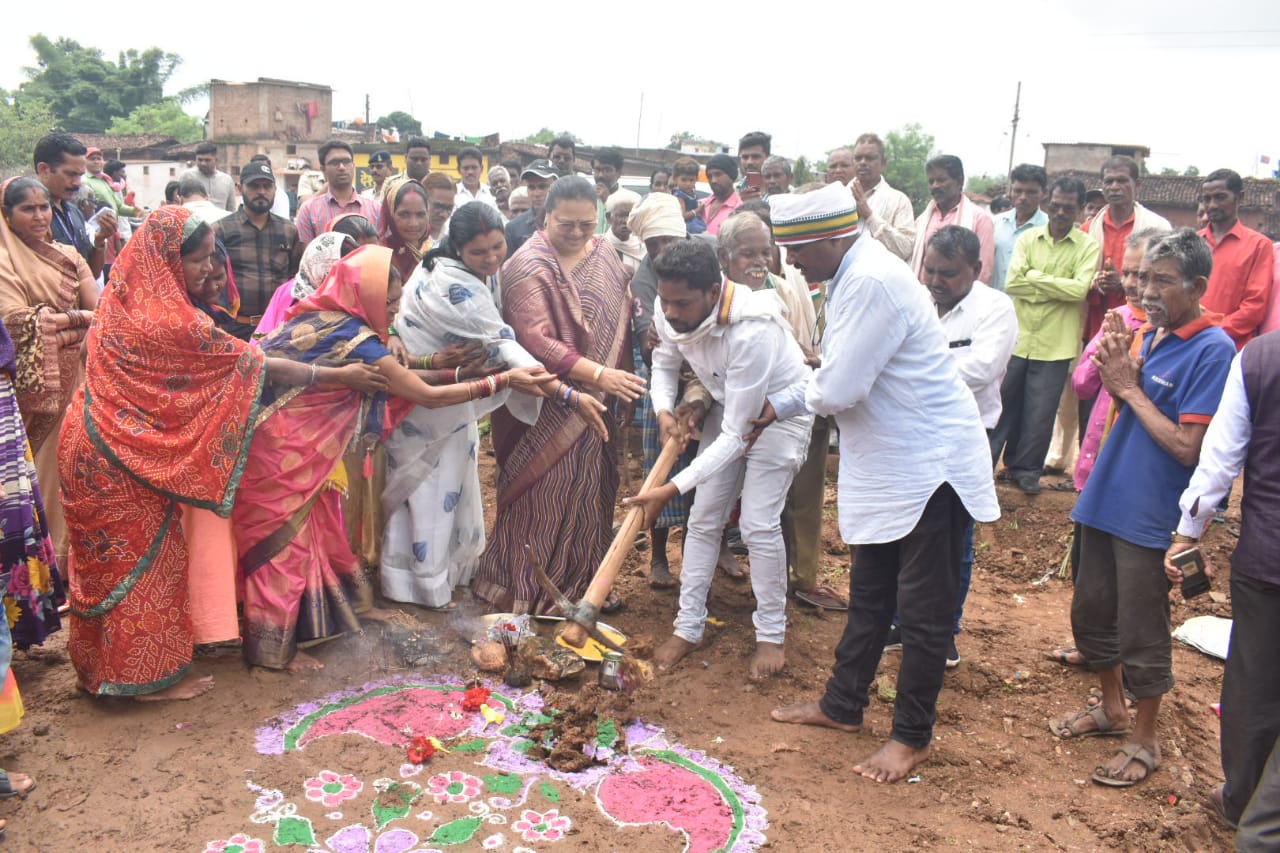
[{"x1": 1049, "y1": 706, "x2": 1130, "y2": 739}]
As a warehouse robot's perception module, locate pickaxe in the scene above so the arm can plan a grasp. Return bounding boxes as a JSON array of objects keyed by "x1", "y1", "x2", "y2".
[{"x1": 532, "y1": 435, "x2": 682, "y2": 651}]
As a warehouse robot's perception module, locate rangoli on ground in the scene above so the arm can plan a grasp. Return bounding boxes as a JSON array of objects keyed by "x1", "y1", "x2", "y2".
[{"x1": 205, "y1": 676, "x2": 768, "y2": 852}]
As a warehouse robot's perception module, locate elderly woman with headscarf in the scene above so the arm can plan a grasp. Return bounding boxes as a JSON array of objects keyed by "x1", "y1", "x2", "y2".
[{"x1": 624, "y1": 192, "x2": 713, "y2": 587}]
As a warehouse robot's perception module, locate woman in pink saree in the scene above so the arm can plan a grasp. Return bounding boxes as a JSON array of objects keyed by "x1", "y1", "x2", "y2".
[{"x1": 235, "y1": 245, "x2": 557, "y2": 670}]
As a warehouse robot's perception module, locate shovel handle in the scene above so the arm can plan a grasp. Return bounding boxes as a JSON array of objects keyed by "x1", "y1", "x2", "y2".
[{"x1": 560, "y1": 436, "x2": 682, "y2": 647}]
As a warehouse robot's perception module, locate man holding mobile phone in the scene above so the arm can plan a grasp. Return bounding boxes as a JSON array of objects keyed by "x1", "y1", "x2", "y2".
[
  {"x1": 1168, "y1": 329, "x2": 1280, "y2": 832},
  {"x1": 1054, "y1": 230, "x2": 1234, "y2": 790}
]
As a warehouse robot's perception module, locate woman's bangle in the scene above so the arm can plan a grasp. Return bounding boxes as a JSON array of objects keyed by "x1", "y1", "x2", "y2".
[
  {"x1": 486, "y1": 375, "x2": 498, "y2": 397},
  {"x1": 455, "y1": 366, "x2": 463, "y2": 383},
  {"x1": 425, "y1": 352, "x2": 434, "y2": 370},
  {"x1": 592, "y1": 364, "x2": 605, "y2": 383},
  {"x1": 308, "y1": 364, "x2": 318, "y2": 386}
]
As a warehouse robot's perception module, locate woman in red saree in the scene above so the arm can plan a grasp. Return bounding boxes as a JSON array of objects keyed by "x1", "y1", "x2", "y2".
[
  {"x1": 237, "y1": 245, "x2": 560, "y2": 671},
  {"x1": 60, "y1": 208, "x2": 387, "y2": 700},
  {"x1": 472, "y1": 177, "x2": 645, "y2": 614}
]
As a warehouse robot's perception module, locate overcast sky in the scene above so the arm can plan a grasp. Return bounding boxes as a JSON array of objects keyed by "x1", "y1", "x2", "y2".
[{"x1": 4, "y1": 0, "x2": 1278, "y2": 177}]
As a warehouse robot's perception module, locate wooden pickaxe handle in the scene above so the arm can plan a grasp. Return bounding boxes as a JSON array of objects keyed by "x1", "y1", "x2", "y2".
[{"x1": 560, "y1": 435, "x2": 682, "y2": 647}]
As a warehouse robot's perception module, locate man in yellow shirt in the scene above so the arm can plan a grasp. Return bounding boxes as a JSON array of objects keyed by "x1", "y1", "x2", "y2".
[{"x1": 990, "y1": 178, "x2": 1099, "y2": 494}]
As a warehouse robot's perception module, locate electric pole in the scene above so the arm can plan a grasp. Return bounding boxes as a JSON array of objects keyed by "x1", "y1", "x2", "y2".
[{"x1": 1006, "y1": 82, "x2": 1021, "y2": 195}]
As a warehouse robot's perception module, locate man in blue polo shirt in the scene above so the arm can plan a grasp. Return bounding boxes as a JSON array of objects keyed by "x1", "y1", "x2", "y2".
[{"x1": 1052, "y1": 229, "x2": 1234, "y2": 790}]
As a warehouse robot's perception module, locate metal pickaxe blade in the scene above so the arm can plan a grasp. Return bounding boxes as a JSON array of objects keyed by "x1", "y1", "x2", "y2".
[{"x1": 525, "y1": 543, "x2": 626, "y2": 654}]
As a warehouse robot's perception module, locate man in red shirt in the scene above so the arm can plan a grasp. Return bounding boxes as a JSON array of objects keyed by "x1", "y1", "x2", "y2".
[{"x1": 1198, "y1": 168, "x2": 1274, "y2": 350}]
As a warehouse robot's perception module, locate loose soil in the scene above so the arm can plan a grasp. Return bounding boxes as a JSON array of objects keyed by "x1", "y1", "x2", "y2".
[{"x1": 6, "y1": 437, "x2": 1239, "y2": 851}]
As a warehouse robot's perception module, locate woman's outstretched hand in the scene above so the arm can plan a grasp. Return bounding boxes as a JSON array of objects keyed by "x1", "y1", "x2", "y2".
[{"x1": 336, "y1": 362, "x2": 390, "y2": 394}]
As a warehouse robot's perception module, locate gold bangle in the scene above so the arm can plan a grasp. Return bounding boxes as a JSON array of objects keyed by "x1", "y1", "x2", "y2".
[
  {"x1": 592, "y1": 365, "x2": 605, "y2": 383},
  {"x1": 425, "y1": 352, "x2": 434, "y2": 370}
]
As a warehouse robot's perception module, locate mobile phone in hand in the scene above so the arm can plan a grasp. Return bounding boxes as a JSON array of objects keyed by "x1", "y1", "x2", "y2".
[
  {"x1": 746, "y1": 172, "x2": 763, "y2": 189},
  {"x1": 1172, "y1": 548, "x2": 1210, "y2": 598}
]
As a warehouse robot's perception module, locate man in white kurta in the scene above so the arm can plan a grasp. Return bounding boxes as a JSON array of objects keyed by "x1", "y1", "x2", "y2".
[
  {"x1": 628, "y1": 239, "x2": 812, "y2": 679},
  {"x1": 762, "y1": 182, "x2": 999, "y2": 783}
]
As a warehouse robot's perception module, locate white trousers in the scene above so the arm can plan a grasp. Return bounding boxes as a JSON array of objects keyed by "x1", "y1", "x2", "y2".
[{"x1": 674, "y1": 404, "x2": 812, "y2": 645}]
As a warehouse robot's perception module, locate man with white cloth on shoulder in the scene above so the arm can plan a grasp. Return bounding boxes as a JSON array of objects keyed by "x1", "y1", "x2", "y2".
[
  {"x1": 755, "y1": 182, "x2": 1000, "y2": 784},
  {"x1": 626, "y1": 239, "x2": 813, "y2": 680}
]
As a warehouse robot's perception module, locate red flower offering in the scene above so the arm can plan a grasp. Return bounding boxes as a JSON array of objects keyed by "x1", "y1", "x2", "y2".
[
  {"x1": 461, "y1": 686, "x2": 491, "y2": 713},
  {"x1": 406, "y1": 735, "x2": 435, "y2": 764}
]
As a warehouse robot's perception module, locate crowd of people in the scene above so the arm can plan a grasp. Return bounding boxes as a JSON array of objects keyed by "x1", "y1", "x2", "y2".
[{"x1": 0, "y1": 124, "x2": 1277, "y2": 845}]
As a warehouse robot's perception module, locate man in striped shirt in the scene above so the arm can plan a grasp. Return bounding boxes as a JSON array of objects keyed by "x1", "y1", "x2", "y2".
[{"x1": 295, "y1": 140, "x2": 381, "y2": 243}]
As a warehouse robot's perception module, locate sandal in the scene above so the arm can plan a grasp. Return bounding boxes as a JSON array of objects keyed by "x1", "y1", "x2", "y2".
[
  {"x1": 1209, "y1": 783, "x2": 1238, "y2": 829},
  {"x1": 0, "y1": 771, "x2": 35, "y2": 800},
  {"x1": 795, "y1": 584, "x2": 849, "y2": 610},
  {"x1": 1048, "y1": 706, "x2": 1130, "y2": 739},
  {"x1": 601, "y1": 593, "x2": 625, "y2": 615},
  {"x1": 1044, "y1": 646, "x2": 1086, "y2": 667},
  {"x1": 1092, "y1": 742, "x2": 1158, "y2": 787}
]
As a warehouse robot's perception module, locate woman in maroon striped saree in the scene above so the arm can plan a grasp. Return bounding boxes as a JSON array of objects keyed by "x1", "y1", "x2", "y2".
[{"x1": 472, "y1": 177, "x2": 645, "y2": 614}]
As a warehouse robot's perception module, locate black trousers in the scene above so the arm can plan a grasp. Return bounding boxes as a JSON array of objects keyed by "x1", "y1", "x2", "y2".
[
  {"x1": 1238, "y1": 734, "x2": 1280, "y2": 852},
  {"x1": 1222, "y1": 571, "x2": 1280, "y2": 824},
  {"x1": 989, "y1": 356, "x2": 1072, "y2": 478},
  {"x1": 819, "y1": 483, "x2": 969, "y2": 748}
]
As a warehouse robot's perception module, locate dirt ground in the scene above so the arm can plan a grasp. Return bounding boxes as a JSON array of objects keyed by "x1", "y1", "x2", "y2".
[{"x1": 5, "y1": 436, "x2": 1240, "y2": 852}]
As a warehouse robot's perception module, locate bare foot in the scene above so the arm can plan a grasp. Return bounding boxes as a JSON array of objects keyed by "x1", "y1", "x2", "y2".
[
  {"x1": 650, "y1": 557, "x2": 677, "y2": 589},
  {"x1": 716, "y1": 541, "x2": 746, "y2": 580},
  {"x1": 749, "y1": 642, "x2": 785, "y2": 680},
  {"x1": 853, "y1": 739, "x2": 931, "y2": 782},
  {"x1": 654, "y1": 635, "x2": 697, "y2": 671},
  {"x1": 770, "y1": 701, "x2": 860, "y2": 732},
  {"x1": 358, "y1": 606, "x2": 401, "y2": 622},
  {"x1": 286, "y1": 650, "x2": 325, "y2": 673},
  {"x1": 135, "y1": 673, "x2": 215, "y2": 702}
]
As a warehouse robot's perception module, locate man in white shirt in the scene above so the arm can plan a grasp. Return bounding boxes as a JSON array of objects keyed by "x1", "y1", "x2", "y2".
[
  {"x1": 178, "y1": 174, "x2": 232, "y2": 223},
  {"x1": 179, "y1": 142, "x2": 237, "y2": 212},
  {"x1": 909, "y1": 225, "x2": 1018, "y2": 664},
  {"x1": 760, "y1": 182, "x2": 999, "y2": 784},
  {"x1": 848, "y1": 133, "x2": 916, "y2": 261},
  {"x1": 1167, "y1": 329, "x2": 1280, "y2": 833},
  {"x1": 455, "y1": 146, "x2": 498, "y2": 210},
  {"x1": 627, "y1": 239, "x2": 813, "y2": 680}
]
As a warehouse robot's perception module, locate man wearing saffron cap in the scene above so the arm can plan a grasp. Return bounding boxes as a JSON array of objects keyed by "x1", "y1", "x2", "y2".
[
  {"x1": 754, "y1": 182, "x2": 999, "y2": 783},
  {"x1": 626, "y1": 238, "x2": 812, "y2": 680}
]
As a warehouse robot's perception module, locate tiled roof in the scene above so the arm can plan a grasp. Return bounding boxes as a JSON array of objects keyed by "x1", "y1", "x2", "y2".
[
  {"x1": 74, "y1": 133, "x2": 180, "y2": 152},
  {"x1": 1052, "y1": 169, "x2": 1278, "y2": 211}
]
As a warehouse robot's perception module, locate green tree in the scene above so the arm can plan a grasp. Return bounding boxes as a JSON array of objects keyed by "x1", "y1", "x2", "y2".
[
  {"x1": 16, "y1": 34, "x2": 181, "y2": 133},
  {"x1": 966, "y1": 172, "x2": 1007, "y2": 196},
  {"x1": 107, "y1": 99, "x2": 202, "y2": 142},
  {"x1": 880, "y1": 123, "x2": 936, "y2": 214},
  {"x1": 518, "y1": 128, "x2": 582, "y2": 145},
  {"x1": 1182, "y1": 165, "x2": 1200, "y2": 177},
  {"x1": 793, "y1": 155, "x2": 816, "y2": 185},
  {"x1": 0, "y1": 92, "x2": 57, "y2": 176},
  {"x1": 376, "y1": 111, "x2": 422, "y2": 136},
  {"x1": 1159, "y1": 167, "x2": 1179, "y2": 175}
]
